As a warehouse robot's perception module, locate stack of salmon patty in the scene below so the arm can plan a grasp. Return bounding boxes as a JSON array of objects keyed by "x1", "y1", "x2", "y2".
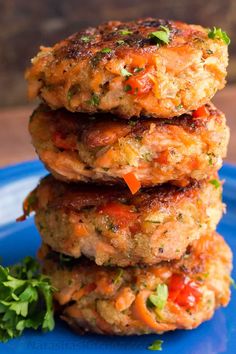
[{"x1": 23, "y1": 18, "x2": 232, "y2": 335}]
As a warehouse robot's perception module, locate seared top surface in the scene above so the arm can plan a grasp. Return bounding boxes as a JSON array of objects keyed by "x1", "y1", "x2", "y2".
[{"x1": 52, "y1": 18, "x2": 206, "y2": 61}]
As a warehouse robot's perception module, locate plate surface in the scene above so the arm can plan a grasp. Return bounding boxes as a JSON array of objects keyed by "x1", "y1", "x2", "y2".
[{"x1": 0, "y1": 160, "x2": 235, "y2": 354}]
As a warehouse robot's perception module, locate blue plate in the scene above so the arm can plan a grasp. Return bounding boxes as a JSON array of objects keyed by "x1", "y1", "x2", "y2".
[{"x1": 0, "y1": 161, "x2": 235, "y2": 354}]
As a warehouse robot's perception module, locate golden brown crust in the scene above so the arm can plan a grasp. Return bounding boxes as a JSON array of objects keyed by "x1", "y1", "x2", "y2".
[
  {"x1": 25, "y1": 175, "x2": 224, "y2": 266},
  {"x1": 41, "y1": 232, "x2": 232, "y2": 335},
  {"x1": 29, "y1": 103, "x2": 229, "y2": 187},
  {"x1": 26, "y1": 18, "x2": 228, "y2": 118}
]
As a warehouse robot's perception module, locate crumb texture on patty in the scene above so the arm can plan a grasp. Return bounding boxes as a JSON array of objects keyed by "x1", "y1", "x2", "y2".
[
  {"x1": 24, "y1": 174, "x2": 224, "y2": 266},
  {"x1": 29, "y1": 103, "x2": 229, "y2": 187},
  {"x1": 40, "y1": 232, "x2": 232, "y2": 335},
  {"x1": 26, "y1": 18, "x2": 228, "y2": 118}
]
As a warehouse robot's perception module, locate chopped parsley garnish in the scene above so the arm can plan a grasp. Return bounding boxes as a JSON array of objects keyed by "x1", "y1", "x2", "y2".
[
  {"x1": 176, "y1": 104, "x2": 183, "y2": 110},
  {"x1": 0, "y1": 257, "x2": 55, "y2": 343},
  {"x1": 87, "y1": 93, "x2": 100, "y2": 106},
  {"x1": 148, "y1": 284, "x2": 168, "y2": 310},
  {"x1": 67, "y1": 84, "x2": 80, "y2": 103},
  {"x1": 135, "y1": 136, "x2": 142, "y2": 142},
  {"x1": 148, "y1": 339, "x2": 163, "y2": 351},
  {"x1": 209, "y1": 179, "x2": 221, "y2": 189},
  {"x1": 101, "y1": 47, "x2": 112, "y2": 53},
  {"x1": 149, "y1": 26, "x2": 170, "y2": 45},
  {"x1": 116, "y1": 39, "x2": 125, "y2": 45},
  {"x1": 206, "y1": 49, "x2": 214, "y2": 54},
  {"x1": 59, "y1": 253, "x2": 74, "y2": 264},
  {"x1": 119, "y1": 28, "x2": 133, "y2": 35},
  {"x1": 208, "y1": 27, "x2": 230, "y2": 45},
  {"x1": 124, "y1": 84, "x2": 132, "y2": 92},
  {"x1": 230, "y1": 277, "x2": 236, "y2": 289},
  {"x1": 113, "y1": 269, "x2": 124, "y2": 285},
  {"x1": 81, "y1": 35, "x2": 91, "y2": 43},
  {"x1": 207, "y1": 153, "x2": 214, "y2": 166},
  {"x1": 133, "y1": 67, "x2": 144, "y2": 73},
  {"x1": 121, "y1": 68, "x2": 132, "y2": 78},
  {"x1": 128, "y1": 120, "x2": 137, "y2": 126}
]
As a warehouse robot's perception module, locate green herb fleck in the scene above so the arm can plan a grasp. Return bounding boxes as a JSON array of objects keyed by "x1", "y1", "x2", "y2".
[
  {"x1": 113, "y1": 269, "x2": 124, "y2": 285},
  {"x1": 121, "y1": 68, "x2": 132, "y2": 78},
  {"x1": 209, "y1": 179, "x2": 221, "y2": 189},
  {"x1": 208, "y1": 27, "x2": 230, "y2": 45},
  {"x1": 87, "y1": 93, "x2": 100, "y2": 106},
  {"x1": 230, "y1": 277, "x2": 236, "y2": 289},
  {"x1": 206, "y1": 49, "x2": 214, "y2": 54},
  {"x1": 207, "y1": 153, "x2": 214, "y2": 166},
  {"x1": 135, "y1": 136, "x2": 142, "y2": 142},
  {"x1": 101, "y1": 47, "x2": 112, "y2": 53},
  {"x1": 67, "y1": 84, "x2": 80, "y2": 103},
  {"x1": 134, "y1": 67, "x2": 144, "y2": 73},
  {"x1": 107, "y1": 220, "x2": 119, "y2": 233},
  {"x1": 119, "y1": 29, "x2": 133, "y2": 35},
  {"x1": 59, "y1": 253, "x2": 74, "y2": 264},
  {"x1": 148, "y1": 339, "x2": 163, "y2": 351},
  {"x1": 81, "y1": 35, "x2": 91, "y2": 43},
  {"x1": 142, "y1": 152, "x2": 153, "y2": 162},
  {"x1": 148, "y1": 284, "x2": 168, "y2": 310},
  {"x1": 116, "y1": 40, "x2": 125, "y2": 45},
  {"x1": 149, "y1": 26, "x2": 170, "y2": 45},
  {"x1": 124, "y1": 84, "x2": 132, "y2": 92},
  {"x1": 0, "y1": 257, "x2": 55, "y2": 343},
  {"x1": 128, "y1": 120, "x2": 137, "y2": 126},
  {"x1": 176, "y1": 104, "x2": 183, "y2": 110}
]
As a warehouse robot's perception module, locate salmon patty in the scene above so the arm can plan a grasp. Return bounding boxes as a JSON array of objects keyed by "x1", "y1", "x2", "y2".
[
  {"x1": 29, "y1": 103, "x2": 229, "y2": 188},
  {"x1": 40, "y1": 232, "x2": 232, "y2": 335},
  {"x1": 22, "y1": 175, "x2": 224, "y2": 266},
  {"x1": 25, "y1": 18, "x2": 228, "y2": 119}
]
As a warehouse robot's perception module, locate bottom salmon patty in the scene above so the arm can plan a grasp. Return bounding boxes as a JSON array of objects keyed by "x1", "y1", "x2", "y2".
[
  {"x1": 40, "y1": 232, "x2": 232, "y2": 335},
  {"x1": 22, "y1": 175, "x2": 224, "y2": 266}
]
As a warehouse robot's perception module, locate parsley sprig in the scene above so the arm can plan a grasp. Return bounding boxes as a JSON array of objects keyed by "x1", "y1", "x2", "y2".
[
  {"x1": 148, "y1": 339, "x2": 163, "y2": 351},
  {"x1": 208, "y1": 27, "x2": 230, "y2": 45},
  {"x1": 0, "y1": 257, "x2": 55, "y2": 343},
  {"x1": 149, "y1": 26, "x2": 170, "y2": 45},
  {"x1": 148, "y1": 284, "x2": 168, "y2": 310}
]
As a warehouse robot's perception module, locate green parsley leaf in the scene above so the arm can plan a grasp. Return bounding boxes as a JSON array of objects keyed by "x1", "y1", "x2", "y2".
[
  {"x1": 207, "y1": 153, "x2": 214, "y2": 166},
  {"x1": 148, "y1": 339, "x2": 163, "y2": 351},
  {"x1": 81, "y1": 35, "x2": 91, "y2": 43},
  {"x1": 121, "y1": 68, "x2": 132, "y2": 77},
  {"x1": 230, "y1": 277, "x2": 236, "y2": 289},
  {"x1": 87, "y1": 93, "x2": 100, "y2": 106},
  {"x1": 208, "y1": 27, "x2": 230, "y2": 45},
  {"x1": 67, "y1": 84, "x2": 80, "y2": 103},
  {"x1": 148, "y1": 284, "x2": 168, "y2": 310},
  {"x1": 133, "y1": 67, "x2": 144, "y2": 73},
  {"x1": 59, "y1": 253, "x2": 75, "y2": 264},
  {"x1": 209, "y1": 179, "x2": 221, "y2": 189},
  {"x1": 113, "y1": 269, "x2": 124, "y2": 285},
  {"x1": 116, "y1": 40, "x2": 125, "y2": 45},
  {"x1": 0, "y1": 257, "x2": 55, "y2": 343},
  {"x1": 149, "y1": 26, "x2": 170, "y2": 45},
  {"x1": 128, "y1": 120, "x2": 137, "y2": 126},
  {"x1": 119, "y1": 29, "x2": 133, "y2": 35},
  {"x1": 176, "y1": 104, "x2": 183, "y2": 110},
  {"x1": 124, "y1": 84, "x2": 132, "y2": 92},
  {"x1": 101, "y1": 48, "x2": 112, "y2": 53}
]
